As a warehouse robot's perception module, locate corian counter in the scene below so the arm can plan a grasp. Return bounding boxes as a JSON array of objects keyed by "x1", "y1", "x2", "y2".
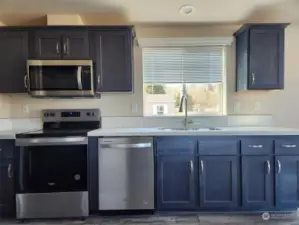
[
  {"x1": 0, "y1": 129, "x2": 38, "y2": 139},
  {"x1": 88, "y1": 127, "x2": 299, "y2": 137}
]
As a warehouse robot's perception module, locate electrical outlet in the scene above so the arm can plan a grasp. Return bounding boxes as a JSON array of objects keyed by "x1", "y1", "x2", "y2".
[
  {"x1": 254, "y1": 102, "x2": 261, "y2": 112},
  {"x1": 23, "y1": 105, "x2": 30, "y2": 114},
  {"x1": 131, "y1": 103, "x2": 138, "y2": 113},
  {"x1": 233, "y1": 102, "x2": 240, "y2": 113}
]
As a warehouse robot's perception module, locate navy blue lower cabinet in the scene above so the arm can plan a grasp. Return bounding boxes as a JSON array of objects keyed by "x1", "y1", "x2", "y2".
[
  {"x1": 242, "y1": 156, "x2": 273, "y2": 209},
  {"x1": 156, "y1": 155, "x2": 196, "y2": 210},
  {"x1": 275, "y1": 156, "x2": 299, "y2": 209},
  {"x1": 199, "y1": 156, "x2": 239, "y2": 209}
]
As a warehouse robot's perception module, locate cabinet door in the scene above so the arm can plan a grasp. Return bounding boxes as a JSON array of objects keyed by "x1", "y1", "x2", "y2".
[
  {"x1": 249, "y1": 28, "x2": 283, "y2": 89},
  {"x1": 199, "y1": 156, "x2": 239, "y2": 208},
  {"x1": 242, "y1": 156, "x2": 273, "y2": 209},
  {"x1": 0, "y1": 31, "x2": 28, "y2": 93},
  {"x1": 0, "y1": 159, "x2": 14, "y2": 217},
  {"x1": 157, "y1": 155, "x2": 196, "y2": 210},
  {"x1": 275, "y1": 156, "x2": 299, "y2": 208},
  {"x1": 93, "y1": 31, "x2": 133, "y2": 92},
  {"x1": 35, "y1": 31, "x2": 62, "y2": 59},
  {"x1": 62, "y1": 31, "x2": 89, "y2": 59}
]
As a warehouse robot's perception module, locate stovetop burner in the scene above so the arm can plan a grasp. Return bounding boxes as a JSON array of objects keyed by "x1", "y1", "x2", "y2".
[{"x1": 16, "y1": 109, "x2": 101, "y2": 139}]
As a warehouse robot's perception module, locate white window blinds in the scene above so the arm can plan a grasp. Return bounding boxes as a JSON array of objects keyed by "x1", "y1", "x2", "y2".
[{"x1": 143, "y1": 47, "x2": 224, "y2": 84}]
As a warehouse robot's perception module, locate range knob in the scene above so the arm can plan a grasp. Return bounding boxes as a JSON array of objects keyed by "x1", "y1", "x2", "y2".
[
  {"x1": 86, "y1": 112, "x2": 91, "y2": 116},
  {"x1": 50, "y1": 112, "x2": 55, "y2": 117},
  {"x1": 44, "y1": 113, "x2": 49, "y2": 117}
]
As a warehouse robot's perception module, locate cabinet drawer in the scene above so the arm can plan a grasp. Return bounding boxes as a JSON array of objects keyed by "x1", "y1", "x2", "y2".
[
  {"x1": 155, "y1": 137, "x2": 197, "y2": 155},
  {"x1": 241, "y1": 139, "x2": 273, "y2": 155},
  {"x1": 198, "y1": 140, "x2": 239, "y2": 155},
  {"x1": 275, "y1": 139, "x2": 299, "y2": 155},
  {"x1": 0, "y1": 140, "x2": 14, "y2": 158}
]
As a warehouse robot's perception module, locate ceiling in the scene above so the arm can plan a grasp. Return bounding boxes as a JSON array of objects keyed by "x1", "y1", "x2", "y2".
[{"x1": 0, "y1": 0, "x2": 298, "y2": 23}]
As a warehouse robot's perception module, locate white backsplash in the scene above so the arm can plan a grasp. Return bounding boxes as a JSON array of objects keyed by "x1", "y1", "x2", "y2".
[{"x1": 0, "y1": 115, "x2": 273, "y2": 131}]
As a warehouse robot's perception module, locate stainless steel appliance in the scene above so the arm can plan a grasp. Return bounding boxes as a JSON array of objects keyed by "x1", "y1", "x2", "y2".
[
  {"x1": 98, "y1": 137, "x2": 154, "y2": 210},
  {"x1": 26, "y1": 60, "x2": 94, "y2": 97},
  {"x1": 15, "y1": 109, "x2": 101, "y2": 219}
]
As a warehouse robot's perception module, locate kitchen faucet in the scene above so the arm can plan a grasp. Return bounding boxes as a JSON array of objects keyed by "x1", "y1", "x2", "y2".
[{"x1": 179, "y1": 84, "x2": 192, "y2": 127}]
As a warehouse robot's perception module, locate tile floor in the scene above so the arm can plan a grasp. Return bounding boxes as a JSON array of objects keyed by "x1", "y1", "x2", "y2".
[{"x1": 2, "y1": 213, "x2": 299, "y2": 225}]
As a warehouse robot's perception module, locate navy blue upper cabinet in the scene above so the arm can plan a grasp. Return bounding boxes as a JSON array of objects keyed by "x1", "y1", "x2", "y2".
[
  {"x1": 242, "y1": 156, "x2": 273, "y2": 209},
  {"x1": 61, "y1": 31, "x2": 89, "y2": 59},
  {"x1": 157, "y1": 155, "x2": 196, "y2": 210},
  {"x1": 275, "y1": 156, "x2": 299, "y2": 208},
  {"x1": 35, "y1": 30, "x2": 89, "y2": 59},
  {"x1": 89, "y1": 29, "x2": 133, "y2": 92},
  {"x1": 235, "y1": 24, "x2": 288, "y2": 91},
  {"x1": 0, "y1": 31, "x2": 28, "y2": 93},
  {"x1": 199, "y1": 156, "x2": 239, "y2": 209}
]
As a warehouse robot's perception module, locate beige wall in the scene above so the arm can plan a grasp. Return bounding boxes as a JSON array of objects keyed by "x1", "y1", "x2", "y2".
[{"x1": 0, "y1": 15, "x2": 298, "y2": 127}]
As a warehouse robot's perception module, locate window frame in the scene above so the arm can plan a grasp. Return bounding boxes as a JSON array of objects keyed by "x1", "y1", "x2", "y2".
[{"x1": 142, "y1": 47, "x2": 228, "y2": 117}]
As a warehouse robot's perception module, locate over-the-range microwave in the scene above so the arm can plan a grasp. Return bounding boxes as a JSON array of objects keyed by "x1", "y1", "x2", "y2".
[{"x1": 25, "y1": 60, "x2": 95, "y2": 98}]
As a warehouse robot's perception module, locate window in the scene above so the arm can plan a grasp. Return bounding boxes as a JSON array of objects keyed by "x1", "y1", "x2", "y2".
[{"x1": 143, "y1": 47, "x2": 226, "y2": 116}]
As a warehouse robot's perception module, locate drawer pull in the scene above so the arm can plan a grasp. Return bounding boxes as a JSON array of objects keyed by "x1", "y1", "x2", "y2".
[
  {"x1": 281, "y1": 144, "x2": 297, "y2": 148},
  {"x1": 248, "y1": 144, "x2": 263, "y2": 148}
]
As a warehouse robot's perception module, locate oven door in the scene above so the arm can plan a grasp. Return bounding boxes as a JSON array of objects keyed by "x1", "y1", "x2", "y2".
[
  {"x1": 15, "y1": 137, "x2": 88, "y2": 194},
  {"x1": 26, "y1": 60, "x2": 94, "y2": 97}
]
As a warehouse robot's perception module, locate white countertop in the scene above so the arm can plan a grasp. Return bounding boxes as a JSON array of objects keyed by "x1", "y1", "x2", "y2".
[
  {"x1": 0, "y1": 129, "x2": 38, "y2": 139},
  {"x1": 88, "y1": 127, "x2": 299, "y2": 137}
]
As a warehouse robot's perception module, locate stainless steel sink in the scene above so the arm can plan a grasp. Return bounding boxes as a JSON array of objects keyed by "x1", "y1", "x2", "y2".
[{"x1": 158, "y1": 127, "x2": 221, "y2": 131}]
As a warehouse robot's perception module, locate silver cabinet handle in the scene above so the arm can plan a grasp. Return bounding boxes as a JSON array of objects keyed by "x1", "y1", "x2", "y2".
[
  {"x1": 281, "y1": 144, "x2": 297, "y2": 148},
  {"x1": 200, "y1": 160, "x2": 204, "y2": 174},
  {"x1": 7, "y1": 164, "x2": 12, "y2": 179},
  {"x1": 189, "y1": 160, "x2": 194, "y2": 173},
  {"x1": 24, "y1": 75, "x2": 28, "y2": 89},
  {"x1": 100, "y1": 143, "x2": 152, "y2": 149},
  {"x1": 248, "y1": 144, "x2": 263, "y2": 148},
  {"x1": 266, "y1": 160, "x2": 270, "y2": 174},
  {"x1": 63, "y1": 38, "x2": 69, "y2": 55},
  {"x1": 63, "y1": 42, "x2": 66, "y2": 55},
  {"x1": 251, "y1": 72, "x2": 255, "y2": 85},
  {"x1": 0, "y1": 148, "x2": 1, "y2": 151},
  {"x1": 277, "y1": 160, "x2": 281, "y2": 174},
  {"x1": 56, "y1": 41, "x2": 60, "y2": 55},
  {"x1": 98, "y1": 74, "x2": 101, "y2": 86}
]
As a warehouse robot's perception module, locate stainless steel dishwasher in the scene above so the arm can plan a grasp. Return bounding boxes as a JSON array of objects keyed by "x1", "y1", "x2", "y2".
[{"x1": 98, "y1": 137, "x2": 154, "y2": 210}]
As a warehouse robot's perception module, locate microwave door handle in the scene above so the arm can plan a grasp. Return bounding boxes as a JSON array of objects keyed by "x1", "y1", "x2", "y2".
[{"x1": 77, "y1": 66, "x2": 83, "y2": 90}]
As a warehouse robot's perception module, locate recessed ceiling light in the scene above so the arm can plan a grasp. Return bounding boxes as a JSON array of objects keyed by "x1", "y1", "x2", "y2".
[{"x1": 179, "y1": 5, "x2": 195, "y2": 15}]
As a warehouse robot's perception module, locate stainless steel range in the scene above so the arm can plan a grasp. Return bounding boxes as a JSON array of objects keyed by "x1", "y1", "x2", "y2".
[{"x1": 15, "y1": 109, "x2": 101, "y2": 219}]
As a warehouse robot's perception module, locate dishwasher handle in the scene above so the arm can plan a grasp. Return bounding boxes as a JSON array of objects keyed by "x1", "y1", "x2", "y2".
[{"x1": 100, "y1": 143, "x2": 152, "y2": 149}]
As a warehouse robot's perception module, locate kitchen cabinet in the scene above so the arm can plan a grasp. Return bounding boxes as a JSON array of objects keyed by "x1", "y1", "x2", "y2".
[
  {"x1": 156, "y1": 155, "x2": 196, "y2": 210},
  {"x1": 242, "y1": 156, "x2": 273, "y2": 209},
  {"x1": 199, "y1": 156, "x2": 239, "y2": 209},
  {"x1": 0, "y1": 31, "x2": 28, "y2": 93},
  {"x1": 89, "y1": 29, "x2": 133, "y2": 92},
  {"x1": 235, "y1": 24, "x2": 288, "y2": 91},
  {"x1": 0, "y1": 140, "x2": 15, "y2": 218},
  {"x1": 34, "y1": 30, "x2": 89, "y2": 59},
  {"x1": 275, "y1": 156, "x2": 299, "y2": 208}
]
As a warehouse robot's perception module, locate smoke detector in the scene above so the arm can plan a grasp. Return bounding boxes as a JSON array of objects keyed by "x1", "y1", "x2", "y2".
[{"x1": 179, "y1": 5, "x2": 196, "y2": 15}]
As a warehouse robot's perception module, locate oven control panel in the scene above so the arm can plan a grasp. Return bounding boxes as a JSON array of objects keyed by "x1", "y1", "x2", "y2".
[{"x1": 42, "y1": 109, "x2": 100, "y2": 122}]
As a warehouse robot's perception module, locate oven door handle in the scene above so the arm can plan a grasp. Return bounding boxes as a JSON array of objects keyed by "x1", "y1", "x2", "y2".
[
  {"x1": 77, "y1": 66, "x2": 83, "y2": 90},
  {"x1": 16, "y1": 137, "x2": 87, "y2": 146}
]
